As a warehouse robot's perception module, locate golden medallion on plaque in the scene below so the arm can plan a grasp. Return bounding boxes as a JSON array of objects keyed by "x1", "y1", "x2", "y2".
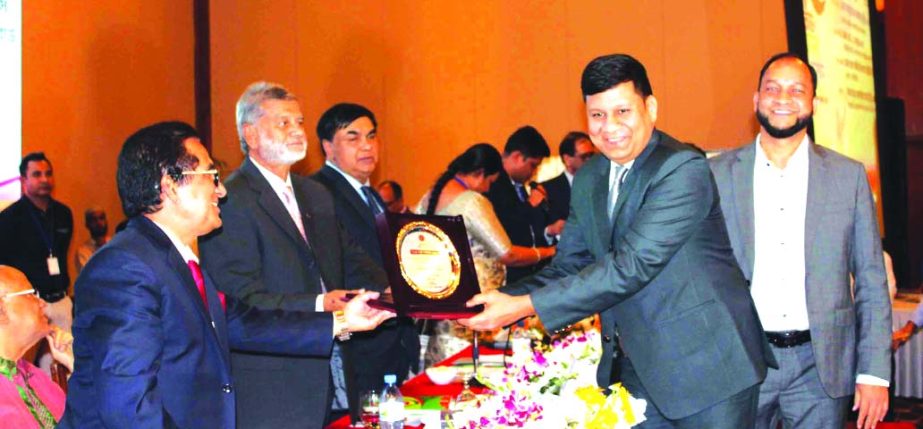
[{"x1": 395, "y1": 221, "x2": 461, "y2": 299}]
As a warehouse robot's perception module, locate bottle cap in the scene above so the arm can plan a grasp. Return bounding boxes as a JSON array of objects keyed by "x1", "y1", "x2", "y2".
[{"x1": 384, "y1": 374, "x2": 397, "y2": 384}]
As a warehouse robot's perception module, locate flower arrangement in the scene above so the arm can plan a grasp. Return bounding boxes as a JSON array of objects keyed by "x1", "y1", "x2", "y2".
[{"x1": 449, "y1": 323, "x2": 646, "y2": 428}]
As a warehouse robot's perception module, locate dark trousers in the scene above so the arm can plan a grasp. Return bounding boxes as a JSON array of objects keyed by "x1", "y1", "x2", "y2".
[{"x1": 619, "y1": 357, "x2": 760, "y2": 428}]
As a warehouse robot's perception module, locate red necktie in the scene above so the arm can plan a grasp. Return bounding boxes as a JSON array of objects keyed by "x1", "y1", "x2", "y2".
[{"x1": 187, "y1": 260, "x2": 209, "y2": 310}]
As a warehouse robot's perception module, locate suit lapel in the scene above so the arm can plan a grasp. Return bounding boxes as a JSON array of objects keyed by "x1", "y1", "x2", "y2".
[
  {"x1": 610, "y1": 131, "x2": 662, "y2": 242},
  {"x1": 291, "y1": 177, "x2": 335, "y2": 291},
  {"x1": 804, "y1": 142, "x2": 828, "y2": 265},
  {"x1": 731, "y1": 143, "x2": 757, "y2": 276},
  {"x1": 134, "y1": 218, "x2": 228, "y2": 366},
  {"x1": 321, "y1": 166, "x2": 375, "y2": 227},
  {"x1": 201, "y1": 268, "x2": 231, "y2": 365},
  {"x1": 590, "y1": 160, "x2": 613, "y2": 244},
  {"x1": 240, "y1": 159, "x2": 311, "y2": 250}
]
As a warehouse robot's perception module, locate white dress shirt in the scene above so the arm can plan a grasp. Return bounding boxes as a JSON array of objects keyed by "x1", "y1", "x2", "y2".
[{"x1": 751, "y1": 135, "x2": 810, "y2": 332}]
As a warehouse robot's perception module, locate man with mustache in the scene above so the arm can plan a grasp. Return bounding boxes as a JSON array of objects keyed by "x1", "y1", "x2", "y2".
[
  {"x1": 200, "y1": 84, "x2": 396, "y2": 428},
  {"x1": 59, "y1": 121, "x2": 392, "y2": 428},
  {"x1": 709, "y1": 53, "x2": 891, "y2": 429},
  {"x1": 0, "y1": 152, "x2": 74, "y2": 331},
  {"x1": 463, "y1": 53, "x2": 774, "y2": 428}
]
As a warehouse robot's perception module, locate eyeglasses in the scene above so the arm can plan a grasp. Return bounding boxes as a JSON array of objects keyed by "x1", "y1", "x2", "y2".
[
  {"x1": 577, "y1": 152, "x2": 595, "y2": 161},
  {"x1": 181, "y1": 169, "x2": 221, "y2": 187},
  {"x1": 1, "y1": 288, "x2": 38, "y2": 300}
]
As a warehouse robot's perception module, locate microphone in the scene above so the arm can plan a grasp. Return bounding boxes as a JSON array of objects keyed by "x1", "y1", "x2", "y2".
[{"x1": 529, "y1": 181, "x2": 550, "y2": 213}]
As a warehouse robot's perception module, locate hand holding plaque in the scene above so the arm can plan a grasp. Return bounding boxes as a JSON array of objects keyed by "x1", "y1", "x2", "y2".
[{"x1": 371, "y1": 212, "x2": 483, "y2": 319}]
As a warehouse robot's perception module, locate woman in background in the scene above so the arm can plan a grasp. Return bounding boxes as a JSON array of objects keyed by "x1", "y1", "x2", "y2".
[{"x1": 416, "y1": 143, "x2": 555, "y2": 366}]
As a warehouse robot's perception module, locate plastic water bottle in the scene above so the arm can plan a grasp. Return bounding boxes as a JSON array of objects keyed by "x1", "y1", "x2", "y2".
[{"x1": 379, "y1": 374, "x2": 404, "y2": 429}]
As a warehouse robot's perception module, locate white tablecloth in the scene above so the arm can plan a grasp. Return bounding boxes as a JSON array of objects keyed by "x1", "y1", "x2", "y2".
[{"x1": 893, "y1": 293, "x2": 922, "y2": 398}]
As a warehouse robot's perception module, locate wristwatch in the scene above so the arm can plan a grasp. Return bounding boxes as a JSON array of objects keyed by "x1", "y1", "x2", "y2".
[{"x1": 334, "y1": 310, "x2": 351, "y2": 342}]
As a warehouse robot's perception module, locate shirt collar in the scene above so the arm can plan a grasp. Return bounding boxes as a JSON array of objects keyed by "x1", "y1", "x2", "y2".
[
  {"x1": 149, "y1": 219, "x2": 198, "y2": 264},
  {"x1": 325, "y1": 161, "x2": 369, "y2": 195},
  {"x1": 564, "y1": 170, "x2": 575, "y2": 186},
  {"x1": 0, "y1": 357, "x2": 17, "y2": 379},
  {"x1": 250, "y1": 156, "x2": 295, "y2": 195},
  {"x1": 755, "y1": 134, "x2": 810, "y2": 171},
  {"x1": 608, "y1": 159, "x2": 635, "y2": 185}
]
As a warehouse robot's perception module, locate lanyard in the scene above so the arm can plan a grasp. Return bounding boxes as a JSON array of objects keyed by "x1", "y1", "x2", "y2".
[
  {"x1": 26, "y1": 204, "x2": 54, "y2": 255},
  {"x1": 452, "y1": 176, "x2": 469, "y2": 189}
]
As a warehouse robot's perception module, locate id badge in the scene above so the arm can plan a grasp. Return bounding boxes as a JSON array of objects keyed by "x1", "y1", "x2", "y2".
[{"x1": 47, "y1": 256, "x2": 61, "y2": 276}]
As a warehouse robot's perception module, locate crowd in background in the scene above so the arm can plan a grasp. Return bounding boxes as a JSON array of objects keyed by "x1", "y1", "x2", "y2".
[{"x1": 0, "y1": 51, "x2": 918, "y2": 429}]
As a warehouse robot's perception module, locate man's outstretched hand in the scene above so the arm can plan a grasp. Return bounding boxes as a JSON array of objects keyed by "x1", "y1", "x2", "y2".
[
  {"x1": 458, "y1": 290, "x2": 535, "y2": 331},
  {"x1": 343, "y1": 290, "x2": 395, "y2": 332}
]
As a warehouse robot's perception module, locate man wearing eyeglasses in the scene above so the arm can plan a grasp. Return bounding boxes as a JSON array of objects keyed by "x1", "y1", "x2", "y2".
[
  {"x1": 58, "y1": 121, "x2": 393, "y2": 429},
  {"x1": 0, "y1": 152, "x2": 74, "y2": 331},
  {"x1": 541, "y1": 131, "x2": 596, "y2": 225},
  {"x1": 0, "y1": 265, "x2": 74, "y2": 429}
]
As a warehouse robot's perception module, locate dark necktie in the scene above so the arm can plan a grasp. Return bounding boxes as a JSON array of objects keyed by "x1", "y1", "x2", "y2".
[
  {"x1": 514, "y1": 183, "x2": 528, "y2": 202},
  {"x1": 608, "y1": 164, "x2": 628, "y2": 222},
  {"x1": 0, "y1": 358, "x2": 57, "y2": 429},
  {"x1": 187, "y1": 260, "x2": 209, "y2": 310},
  {"x1": 361, "y1": 186, "x2": 385, "y2": 216}
]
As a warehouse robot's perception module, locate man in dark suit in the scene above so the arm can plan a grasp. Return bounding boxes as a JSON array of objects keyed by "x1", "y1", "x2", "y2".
[
  {"x1": 486, "y1": 125, "x2": 560, "y2": 283},
  {"x1": 312, "y1": 103, "x2": 419, "y2": 423},
  {"x1": 199, "y1": 87, "x2": 404, "y2": 427},
  {"x1": 59, "y1": 121, "x2": 391, "y2": 428},
  {"x1": 541, "y1": 131, "x2": 596, "y2": 223},
  {"x1": 462, "y1": 54, "x2": 774, "y2": 428},
  {"x1": 710, "y1": 53, "x2": 890, "y2": 429}
]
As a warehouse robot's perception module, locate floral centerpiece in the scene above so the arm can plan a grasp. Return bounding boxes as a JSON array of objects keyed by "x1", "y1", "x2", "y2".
[{"x1": 449, "y1": 322, "x2": 647, "y2": 428}]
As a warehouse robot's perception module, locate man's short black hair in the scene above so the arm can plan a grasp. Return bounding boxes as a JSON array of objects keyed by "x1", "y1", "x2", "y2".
[
  {"x1": 757, "y1": 52, "x2": 818, "y2": 95},
  {"x1": 378, "y1": 180, "x2": 403, "y2": 201},
  {"x1": 117, "y1": 121, "x2": 200, "y2": 218},
  {"x1": 316, "y1": 103, "x2": 377, "y2": 157},
  {"x1": 559, "y1": 131, "x2": 590, "y2": 158},
  {"x1": 503, "y1": 125, "x2": 550, "y2": 159},
  {"x1": 581, "y1": 53, "x2": 653, "y2": 99},
  {"x1": 19, "y1": 152, "x2": 51, "y2": 177}
]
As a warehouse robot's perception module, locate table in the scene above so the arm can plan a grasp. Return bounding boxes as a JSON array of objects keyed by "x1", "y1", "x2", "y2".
[
  {"x1": 893, "y1": 293, "x2": 923, "y2": 398},
  {"x1": 325, "y1": 346, "x2": 506, "y2": 429}
]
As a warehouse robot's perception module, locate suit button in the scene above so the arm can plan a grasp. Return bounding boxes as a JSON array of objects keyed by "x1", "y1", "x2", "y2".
[
  {"x1": 221, "y1": 384, "x2": 233, "y2": 393},
  {"x1": 603, "y1": 335, "x2": 612, "y2": 343}
]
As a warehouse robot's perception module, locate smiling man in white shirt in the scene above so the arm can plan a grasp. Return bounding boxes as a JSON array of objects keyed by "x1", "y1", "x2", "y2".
[{"x1": 710, "y1": 53, "x2": 891, "y2": 429}]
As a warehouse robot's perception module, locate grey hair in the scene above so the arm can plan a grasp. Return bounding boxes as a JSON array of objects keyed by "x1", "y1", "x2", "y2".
[{"x1": 235, "y1": 81, "x2": 298, "y2": 154}]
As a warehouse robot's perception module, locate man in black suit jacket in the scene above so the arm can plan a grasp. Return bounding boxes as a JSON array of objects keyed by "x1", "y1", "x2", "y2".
[
  {"x1": 542, "y1": 131, "x2": 596, "y2": 223},
  {"x1": 486, "y1": 125, "x2": 560, "y2": 283},
  {"x1": 312, "y1": 103, "x2": 419, "y2": 423},
  {"x1": 463, "y1": 54, "x2": 773, "y2": 428},
  {"x1": 199, "y1": 84, "x2": 389, "y2": 428}
]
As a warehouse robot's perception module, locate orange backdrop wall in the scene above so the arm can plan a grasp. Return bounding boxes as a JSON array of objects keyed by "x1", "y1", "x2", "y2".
[
  {"x1": 209, "y1": 0, "x2": 788, "y2": 205},
  {"x1": 20, "y1": 0, "x2": 789, "y2": 286},
  {"x1": 23, "y1": 1, "x2": 196, "y2": 281}
]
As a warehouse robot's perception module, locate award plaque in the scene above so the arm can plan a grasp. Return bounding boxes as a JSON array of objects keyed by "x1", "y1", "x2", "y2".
[{"x1": 371, "y1": 211, "x2": 483, "y2": 319}]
